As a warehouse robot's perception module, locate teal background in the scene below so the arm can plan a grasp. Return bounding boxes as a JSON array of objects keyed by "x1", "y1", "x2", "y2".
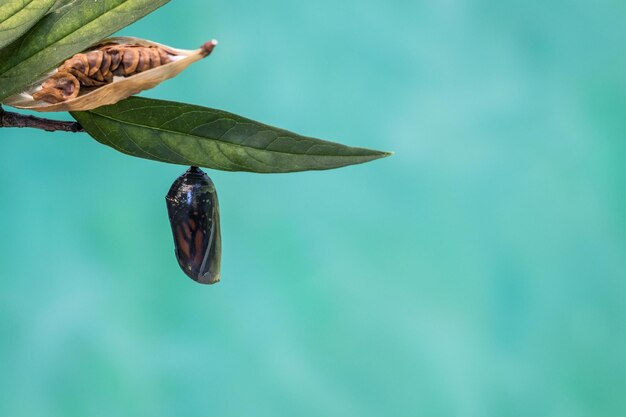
[{"x1": 0, "y1": 0, "x2": 625, "y2": 416}]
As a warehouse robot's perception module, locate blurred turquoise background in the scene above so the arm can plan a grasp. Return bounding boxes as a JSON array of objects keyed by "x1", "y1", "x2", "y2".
[{"x1": 1, "y1": 0, "x2": 625, "y2": 416}]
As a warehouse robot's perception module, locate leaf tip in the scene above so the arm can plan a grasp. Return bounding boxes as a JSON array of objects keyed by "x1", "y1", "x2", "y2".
[{"x1": 369, "y1": 150, "x2": 394, "y2": 160}]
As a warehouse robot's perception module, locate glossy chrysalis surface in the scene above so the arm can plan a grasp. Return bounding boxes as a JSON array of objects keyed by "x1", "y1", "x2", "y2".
[{"x1": 166, "y1": 166, "x2": 221, "y2": 284}]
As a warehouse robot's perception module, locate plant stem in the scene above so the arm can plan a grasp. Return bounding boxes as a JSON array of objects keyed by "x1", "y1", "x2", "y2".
[{"x1": 0, "y1": 105, "x2": 84, "y2": 133}]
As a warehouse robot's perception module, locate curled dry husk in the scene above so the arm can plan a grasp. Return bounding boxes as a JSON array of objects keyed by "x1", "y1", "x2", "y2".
[{"x1": 2, "y1": 37, "x2": 217, "y2": 112}]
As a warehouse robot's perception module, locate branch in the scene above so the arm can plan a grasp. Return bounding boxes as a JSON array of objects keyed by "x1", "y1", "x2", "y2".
[{"x1": 0, "y1": 105, "x2": 84, "y2": 133}]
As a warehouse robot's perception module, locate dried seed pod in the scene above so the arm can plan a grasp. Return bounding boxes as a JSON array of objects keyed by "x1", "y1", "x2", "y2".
[
  {"x1": 3, "y1": 37, "x2": 217, "y2": 112},
  {"x1": 166, "y1": 167, "x2": 222, "y2": 284}
]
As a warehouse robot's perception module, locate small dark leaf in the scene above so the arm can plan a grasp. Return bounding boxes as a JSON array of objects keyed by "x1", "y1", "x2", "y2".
[
  {"x1": 0, "y1": 0, "x2": 55, "y2": 50},
  {"x1": 71, "y1": 97, "x2": 392, "y2": 173},
  {"x1": 0, "y1": 0, "x2": 170, "y2": 101}
]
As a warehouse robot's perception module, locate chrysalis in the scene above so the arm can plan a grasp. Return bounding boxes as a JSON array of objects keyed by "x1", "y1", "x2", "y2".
[{"x1": 166, "y1": 167, "x2": 221, "y2": 284}]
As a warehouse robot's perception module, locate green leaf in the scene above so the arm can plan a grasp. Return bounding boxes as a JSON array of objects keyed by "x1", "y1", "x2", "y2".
[
  {"x1": 71, "y1": 97, "x2": 392, "y2": 173},
  {"x1": 0, "y1": 0, "x2": 169, "y2": 101},
  {"x1": 0, "y1": 0, "x2": 56, "y2": 50}
]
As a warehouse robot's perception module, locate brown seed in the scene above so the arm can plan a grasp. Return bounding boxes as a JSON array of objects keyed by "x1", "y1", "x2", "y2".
[
  {"x1": 60, "y1": 54, "x2": 89, "y2": 76},
  {"x1": 100, "y1": 52, "x2": 112, "y2": 76},
  {"x1": 137, "y1": 49, "x2": 151, "y2": 73},
  {"x1": 86, "y1": 51, "x2": 103, "y2": 76},
  {"x1": 121, "y1": 48, "x2": 139, "y2": 75},
  {"x1": 109, "y1": 49, "x2": 123, "y2": 73},
  {"x1": 149, "y1": 47, "x2": 161, "y2": 67},
  {"x1": 33, "y1": 72, "x2": 80, "y2": 103}
]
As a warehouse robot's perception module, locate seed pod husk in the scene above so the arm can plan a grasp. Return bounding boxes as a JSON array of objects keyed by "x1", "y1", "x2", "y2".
[
  {"x1": 2, "y1": 37, "x2": 217, "y2": 112},
  {"x1": 166, "y1": 167, "x2": 221, "y2": 284}
]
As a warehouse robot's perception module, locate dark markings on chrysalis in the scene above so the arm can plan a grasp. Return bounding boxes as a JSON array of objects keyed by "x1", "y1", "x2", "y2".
[{"x1": 166, "y1": 166, "x2": 221, "y2": 284}]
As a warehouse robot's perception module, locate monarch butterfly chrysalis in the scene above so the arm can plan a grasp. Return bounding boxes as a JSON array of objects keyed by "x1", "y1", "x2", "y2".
[{"x1": 166, "y1": 167, "x2": 221, "y2": 284}]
